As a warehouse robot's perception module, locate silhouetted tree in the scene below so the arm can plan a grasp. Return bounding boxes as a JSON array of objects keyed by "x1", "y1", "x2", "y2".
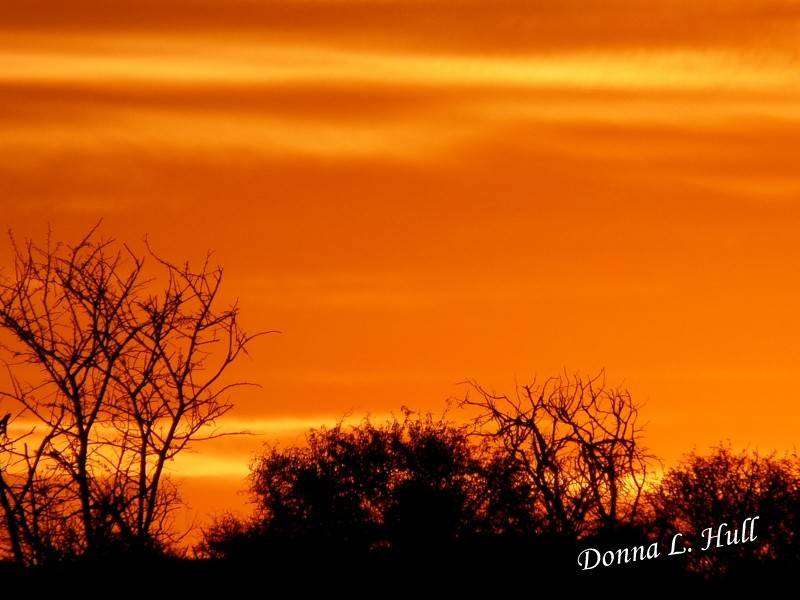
[
  {"x1": 649, "y1": 446, "x2": 800, "y2": 578},
  {"x1": 0, "y1": 226, "x2": 263, "y2": 564},
  {"x1": 463, "y1": 372, "x2": 651, "y2": 538},
  {"x1": 201, "y1": 411, "x2": 499, "y2": 560}
]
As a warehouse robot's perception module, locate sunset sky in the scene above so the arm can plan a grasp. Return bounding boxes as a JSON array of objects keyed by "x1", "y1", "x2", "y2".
[{"x1": 2, "y1": 0, "x2": 800, "y2": 527}]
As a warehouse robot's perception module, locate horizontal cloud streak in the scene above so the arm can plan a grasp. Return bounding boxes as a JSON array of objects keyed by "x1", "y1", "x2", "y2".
[
  {"x1": 2, "y1": 40, "x2": 798, "y2": 93},
  {"x1": 3, "y1": 1, "x2": 800, "y2": 55}
]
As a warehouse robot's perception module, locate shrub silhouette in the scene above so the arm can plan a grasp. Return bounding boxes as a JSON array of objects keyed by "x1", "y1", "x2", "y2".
[{"x1": 649, "y1": 446, "x2": 800, "y2": 579}]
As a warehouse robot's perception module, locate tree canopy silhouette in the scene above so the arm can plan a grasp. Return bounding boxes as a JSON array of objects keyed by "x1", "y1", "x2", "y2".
[
  {"x1": 649, "y1": 446, "x2": 800, "y2": 578},
  {"x1": 201, "y1": 410, "x2": 500, "y2": 561}
]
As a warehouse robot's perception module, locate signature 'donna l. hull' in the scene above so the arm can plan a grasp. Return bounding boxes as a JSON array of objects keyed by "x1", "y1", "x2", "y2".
[{"x1": 577, "y1": 516, "x2": 760, "y2": 570}]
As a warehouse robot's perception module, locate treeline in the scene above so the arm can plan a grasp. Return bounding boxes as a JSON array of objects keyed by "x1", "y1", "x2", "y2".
[
  {"x1": 1, "y1": 230, "x2": 798, "y2": 586},
  {"x1": 199, "y1": 377, "x2": 800, "y2": 583}
]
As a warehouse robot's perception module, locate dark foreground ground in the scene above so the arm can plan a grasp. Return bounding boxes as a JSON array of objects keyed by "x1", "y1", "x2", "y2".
[{"x1": 0, "y1": 544, "x2": 790, "y2": 594}]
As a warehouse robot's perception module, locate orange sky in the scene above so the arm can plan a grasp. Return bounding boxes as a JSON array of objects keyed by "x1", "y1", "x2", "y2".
[{"x1": 1, "y1": 0, "x2": 800, "y2": 530}]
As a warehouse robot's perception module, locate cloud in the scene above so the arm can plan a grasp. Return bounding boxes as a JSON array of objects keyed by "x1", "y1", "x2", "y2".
[
  {"x1": 2, "y1": 30, "x2": 797, "y2": 168},
  {"x1": 2, "y1": 38, "x2": 797, "y2": 93}
]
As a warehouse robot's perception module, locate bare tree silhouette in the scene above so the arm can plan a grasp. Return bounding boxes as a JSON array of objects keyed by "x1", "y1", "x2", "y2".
[
  {"x1": 0, "y1": 226, "x2": 264, "y2": 564},
  {"x1": 463, "y1": 372, "x2": 651, "y2": 538}
]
